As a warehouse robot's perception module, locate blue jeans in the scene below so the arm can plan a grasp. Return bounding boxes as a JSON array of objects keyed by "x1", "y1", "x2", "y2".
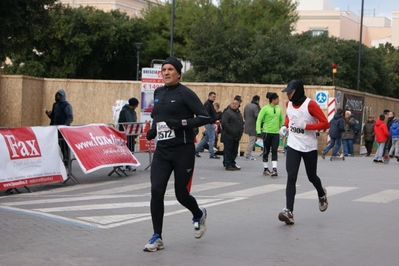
[
  {"x1": 342, "y1": 139, "x2": 354, "y2": 156},
  {"x1": 323, "y1": 137, "x2": 342, "y2": 156},
  {"x1": 195, "y1": 124, "x2": 216, "y2": 156}
]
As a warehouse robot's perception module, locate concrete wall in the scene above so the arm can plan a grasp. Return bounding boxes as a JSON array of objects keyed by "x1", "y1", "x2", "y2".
[{"x1": 1, "y1": 75, "x2": 398, "y2": 154}]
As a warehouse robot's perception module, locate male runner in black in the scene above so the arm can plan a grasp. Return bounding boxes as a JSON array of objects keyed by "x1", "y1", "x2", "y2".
[{"x1": 144, "y1": 56, "x2": 210, "y2": 252}]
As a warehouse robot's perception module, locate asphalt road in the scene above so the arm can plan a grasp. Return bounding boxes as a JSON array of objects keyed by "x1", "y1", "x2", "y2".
[{"x1": 1, "y1": 151, "x2": 398, "y2": 266}]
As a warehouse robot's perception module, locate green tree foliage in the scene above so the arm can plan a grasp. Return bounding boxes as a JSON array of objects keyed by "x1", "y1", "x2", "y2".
[
  {"x1": 186, "y1": 0, "x2": 298, "y2": 82},
  {"x1": 0, "y1": 0, "x2": 56, "y2": 62},
  {"x1": 4, "y1": 6, "x2": 147, "y2": 80},
  {"x1": 2, "y1": 0, "x2": 398, "y2": 97}
]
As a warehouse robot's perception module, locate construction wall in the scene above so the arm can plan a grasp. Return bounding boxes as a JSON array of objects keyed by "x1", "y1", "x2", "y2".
[{"x1": 1, "y1": 75, "x2": 398, "y2": 153}]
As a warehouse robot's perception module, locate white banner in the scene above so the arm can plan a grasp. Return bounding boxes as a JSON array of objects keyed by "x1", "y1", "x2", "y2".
[{"x1": 0, "y1": 126, "x2": 67, "y2": 190}]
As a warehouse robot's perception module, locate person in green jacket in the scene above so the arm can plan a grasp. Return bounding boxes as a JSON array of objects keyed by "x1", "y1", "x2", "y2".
[{"x1": 256, "y1": 92, "x2": 284, "y2": 176}]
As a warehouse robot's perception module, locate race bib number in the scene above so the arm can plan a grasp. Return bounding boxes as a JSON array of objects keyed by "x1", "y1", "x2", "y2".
[{"x1": 156, "y1": 122, "x2": 176, "y2": 141}]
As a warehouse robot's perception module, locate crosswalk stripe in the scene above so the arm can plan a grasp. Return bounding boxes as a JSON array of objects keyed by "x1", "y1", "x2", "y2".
[
  {"x1": 296, "y1": 186, "x2": 357, "y2": 199},
  {"x1": 33, "y1": 198, "x2": 217, "y2": 213},
  {"x1": 83, "y1": 182, "x2": 152, "y2": 195},
  {"x1": 354, "y1": 189, "x2": 399, "y2": 203},
  {"x1": 89, "y1": 197, "x2": 247, "y2": 229},
  {"x1": 9, "y1": 181, "x2": 121, "y2": 196},
  {"x1": 166, "y1": 182, "x2": 239, "y2": 195},
  {"x1": 78, "y1": 213, "x2": 151, "y2": 225},
  {"x1": 1, "y1": 194, "x2": 140, "y2": 206},
  {"x1": 216, "y1": 184, "x2": 285, "y2": 197}
]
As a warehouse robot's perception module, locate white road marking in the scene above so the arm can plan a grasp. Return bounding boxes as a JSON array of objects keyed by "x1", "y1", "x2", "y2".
[
  {"x1": 33, "y1": 198, "x2": 217, "y2": 213},
  {"x1": 1, "y1": 194, "x2": 141, "y2": 206},
  {"x1": 217, "y1": 184, "x2": 285, "y2": 197},
  {"x1": 83, "y1": 182, "x2": 153, "y2": 195},
  {"x1": 296, "y1": 186, "x2": 357, "y2": 199},
  {"x1": 354, "y1": 189, "x2": 399, "y2": 203}
]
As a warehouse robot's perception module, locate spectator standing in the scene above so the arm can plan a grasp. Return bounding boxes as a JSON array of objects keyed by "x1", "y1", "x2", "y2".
[
  {"x1": 221, "y1": 99, "x2": 244, "y2": 171},
  {"x1": 387, "y1": 111, "x2": 399, "y2": 152},
  {"x1": 321, "y1": 108, "x2": 345, "y2": 159},
  {"x1": 243, "y1": 95, "x2": 260, "y2": 160},
  {"x1": 373, "y1": 114, "x2": 390, "y2": 163},
  {"x1": 214, "y1": 102, "x2": 223, "y2": 148},
  {"x1": 143, "y1": 57, "x2": 210, "y2": 252},
  {"x1": 118, "y1": 97, "x2": 139, "y2": 152},
  {"x1": 45, "y1": 89, "x2": 73, "y2": 167},
  {"x1": 195, "y1": 92, "x2": 220, "y2": 159},
  {"x1": 362, "y1": 115, "x2": 376, "y2": 157},
  {"x1": 342, "y1": 111, "x2": 356, "y2": 156},
  {"x1": 256, "y1": 92, "x2": 284, "y2": 177},
  {"x1": 389, "y1": 120, "x2": 399, "y2": 161},
  {"x1": 277, "y1": 80, "x2": 329, "y2": 225}
]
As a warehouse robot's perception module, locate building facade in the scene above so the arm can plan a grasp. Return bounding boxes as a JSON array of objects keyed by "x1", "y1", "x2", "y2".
[
  {"x1": 293, "y1": 0, "x2": 399, "y2": 47},
  {"x1": 59, "y1": 0, "x2": 160, "y2": 17}
]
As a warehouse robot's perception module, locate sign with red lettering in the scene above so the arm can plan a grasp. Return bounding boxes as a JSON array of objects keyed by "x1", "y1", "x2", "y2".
[
  {"x1": 0, "y1": 126, "x2": 67, "y2": 190},
  {"x1": 58, "y1": 124, "x2": 140, "y2": 174}
]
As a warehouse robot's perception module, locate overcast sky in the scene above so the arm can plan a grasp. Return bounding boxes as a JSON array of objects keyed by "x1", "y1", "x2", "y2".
[{"x1": 329, "y1": 0, "x2": 399, "y2": 19}]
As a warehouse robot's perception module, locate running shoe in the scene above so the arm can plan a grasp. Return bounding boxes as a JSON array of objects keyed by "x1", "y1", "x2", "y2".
[
  {"x1": 143, "y1": 234, "x2": 164, "y2": 252},
  {"x1": 321, "y1": 152, "x2": 326, "y2": 159},
  {"x1": 245, "y1": 156, "x2": 256, "y2": 161},
  {"x1": 278, "y1": 208, "x2": 294, "y2": 225},
  {"x1": 270, "y1": 168, "x2": 278, "y2": 177},
  {"x1": 263, "y1": 169, "x2": 271, "y2": 176},
  {"x1": 319, "y1": 188, "x2": 328, "y2": 212},
  {"x1": 193, "y1": 207, "x2": 207, "y2": 239}
]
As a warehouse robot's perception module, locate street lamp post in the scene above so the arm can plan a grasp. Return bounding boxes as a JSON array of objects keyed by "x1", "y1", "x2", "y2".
[
  {"x1": 357, "y1": 0, "x2": 365, "y2": 91},
  {"x1": 134, "y1": 42, "x2": 144, "y2": 81}
]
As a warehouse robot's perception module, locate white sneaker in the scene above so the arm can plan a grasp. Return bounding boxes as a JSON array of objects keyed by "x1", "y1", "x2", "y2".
[
  {"x1": 143, "y1": 234, "x2": 164, "y2": 252},
  {"x1": 245, "y1": 156, "x2": 256, "y2": 161},
  {"x1": 193, "y1": 207, "x2": 207, "y2": 239}
]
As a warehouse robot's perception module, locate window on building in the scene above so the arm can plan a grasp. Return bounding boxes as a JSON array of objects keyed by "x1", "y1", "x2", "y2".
[{"x1": 308, "y1": 30, "x2": 328, "y2": 37}]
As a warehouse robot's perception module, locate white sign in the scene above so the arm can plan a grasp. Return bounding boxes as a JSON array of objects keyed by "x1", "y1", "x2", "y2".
[
  {"x1": 315, "y1": 91, "x2": 328, "y2": 109},
  {"x1": 0, "y1": 126, "x2": 67, "y2": 190}
]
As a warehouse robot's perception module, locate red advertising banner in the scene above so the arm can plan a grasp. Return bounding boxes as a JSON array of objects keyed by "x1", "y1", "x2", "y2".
[
  {"x1": 0, "y1": 126, "x2": 67, "y2": 190},
  {"x1": 58, "y1": 124, "x2": 140, "y2": 174}
]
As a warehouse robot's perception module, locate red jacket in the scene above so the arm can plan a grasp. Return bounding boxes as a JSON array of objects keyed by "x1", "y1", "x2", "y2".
[{"x1": 374, "y1": 119, "x2": 390, "y2": 143}]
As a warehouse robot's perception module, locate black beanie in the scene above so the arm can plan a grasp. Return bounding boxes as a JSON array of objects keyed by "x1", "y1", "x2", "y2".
[
  {"x1": 128, "y1": 97, "x2": 139, "y2": 106},
  {"x1": 162, "y1": 57, "x2": 183, "y2": 74}
]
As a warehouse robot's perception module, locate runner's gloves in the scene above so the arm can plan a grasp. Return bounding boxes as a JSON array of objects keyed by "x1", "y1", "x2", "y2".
[
  {"x1": 279, "y1": 125, "x2": 287, "y2": 137},
  {"x1": 146, "y1": 129, "x2": 157, "y2": 140}
]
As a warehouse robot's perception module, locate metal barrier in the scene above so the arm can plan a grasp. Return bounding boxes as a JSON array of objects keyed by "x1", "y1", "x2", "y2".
[
  {"x1": 108, "y1": 121, "x2": 153, "y2": 177},
  {"x1": 58, "y1": 134, "x2": 79, "y2": 184}
]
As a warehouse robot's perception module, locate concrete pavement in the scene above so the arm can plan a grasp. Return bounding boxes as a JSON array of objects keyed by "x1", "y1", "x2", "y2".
[{"x1": 1, "y1": 151, "x2": 398, "y2": 266}]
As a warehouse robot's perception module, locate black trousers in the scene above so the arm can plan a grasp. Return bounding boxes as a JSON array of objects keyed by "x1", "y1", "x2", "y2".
[
  {"x1": 150, "y1": 143, "x2": 202, "y2": 235},
  {"x1": 365, "y1": 140, "x2": 374, "y2": 155},
  {"x1": 262, "y1": 133, "x2": 279, "y2": 162},
  {"x1": 285, "y1": 146, "x2": 325, "y2": 212}
]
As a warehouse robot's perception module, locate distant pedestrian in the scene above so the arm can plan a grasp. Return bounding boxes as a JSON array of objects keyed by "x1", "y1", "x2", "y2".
[
  {"x1": 221, "y1": 99, "x2": 244, "y2": 171},
  {"x1": 118, "y1": 97, "x2": 139, "y2": 152},
  {"x1": 342, "y1": 111, "x2": 356, "y2": 156},
  {"x1": 321, "y1": 108, "x2": 345, "y2": 159},
  {"x1": 45, "y1": 89, "x2": 73, "y2": 167},
  {"x1": 195, "y1": 92, "x2": 220, "y2": 159},
  {"x1": 373, "y1": 114, "x2": 390, "y2": 163},
  {"x1": 362, "y1": 115, "x2": 375, "y2": 156},
  {"x1": 256, "y1": 92, "x2": 284, "y2": 177},
  {"x1": 278, "y1": 80, "x2": 329, "y2": 225},
  {"x1": 243, "y1": 95, "x2": 260, "y2": 160},
  {"x1": 388, "y1": 120, "x2": 399, "y2": 161}
]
